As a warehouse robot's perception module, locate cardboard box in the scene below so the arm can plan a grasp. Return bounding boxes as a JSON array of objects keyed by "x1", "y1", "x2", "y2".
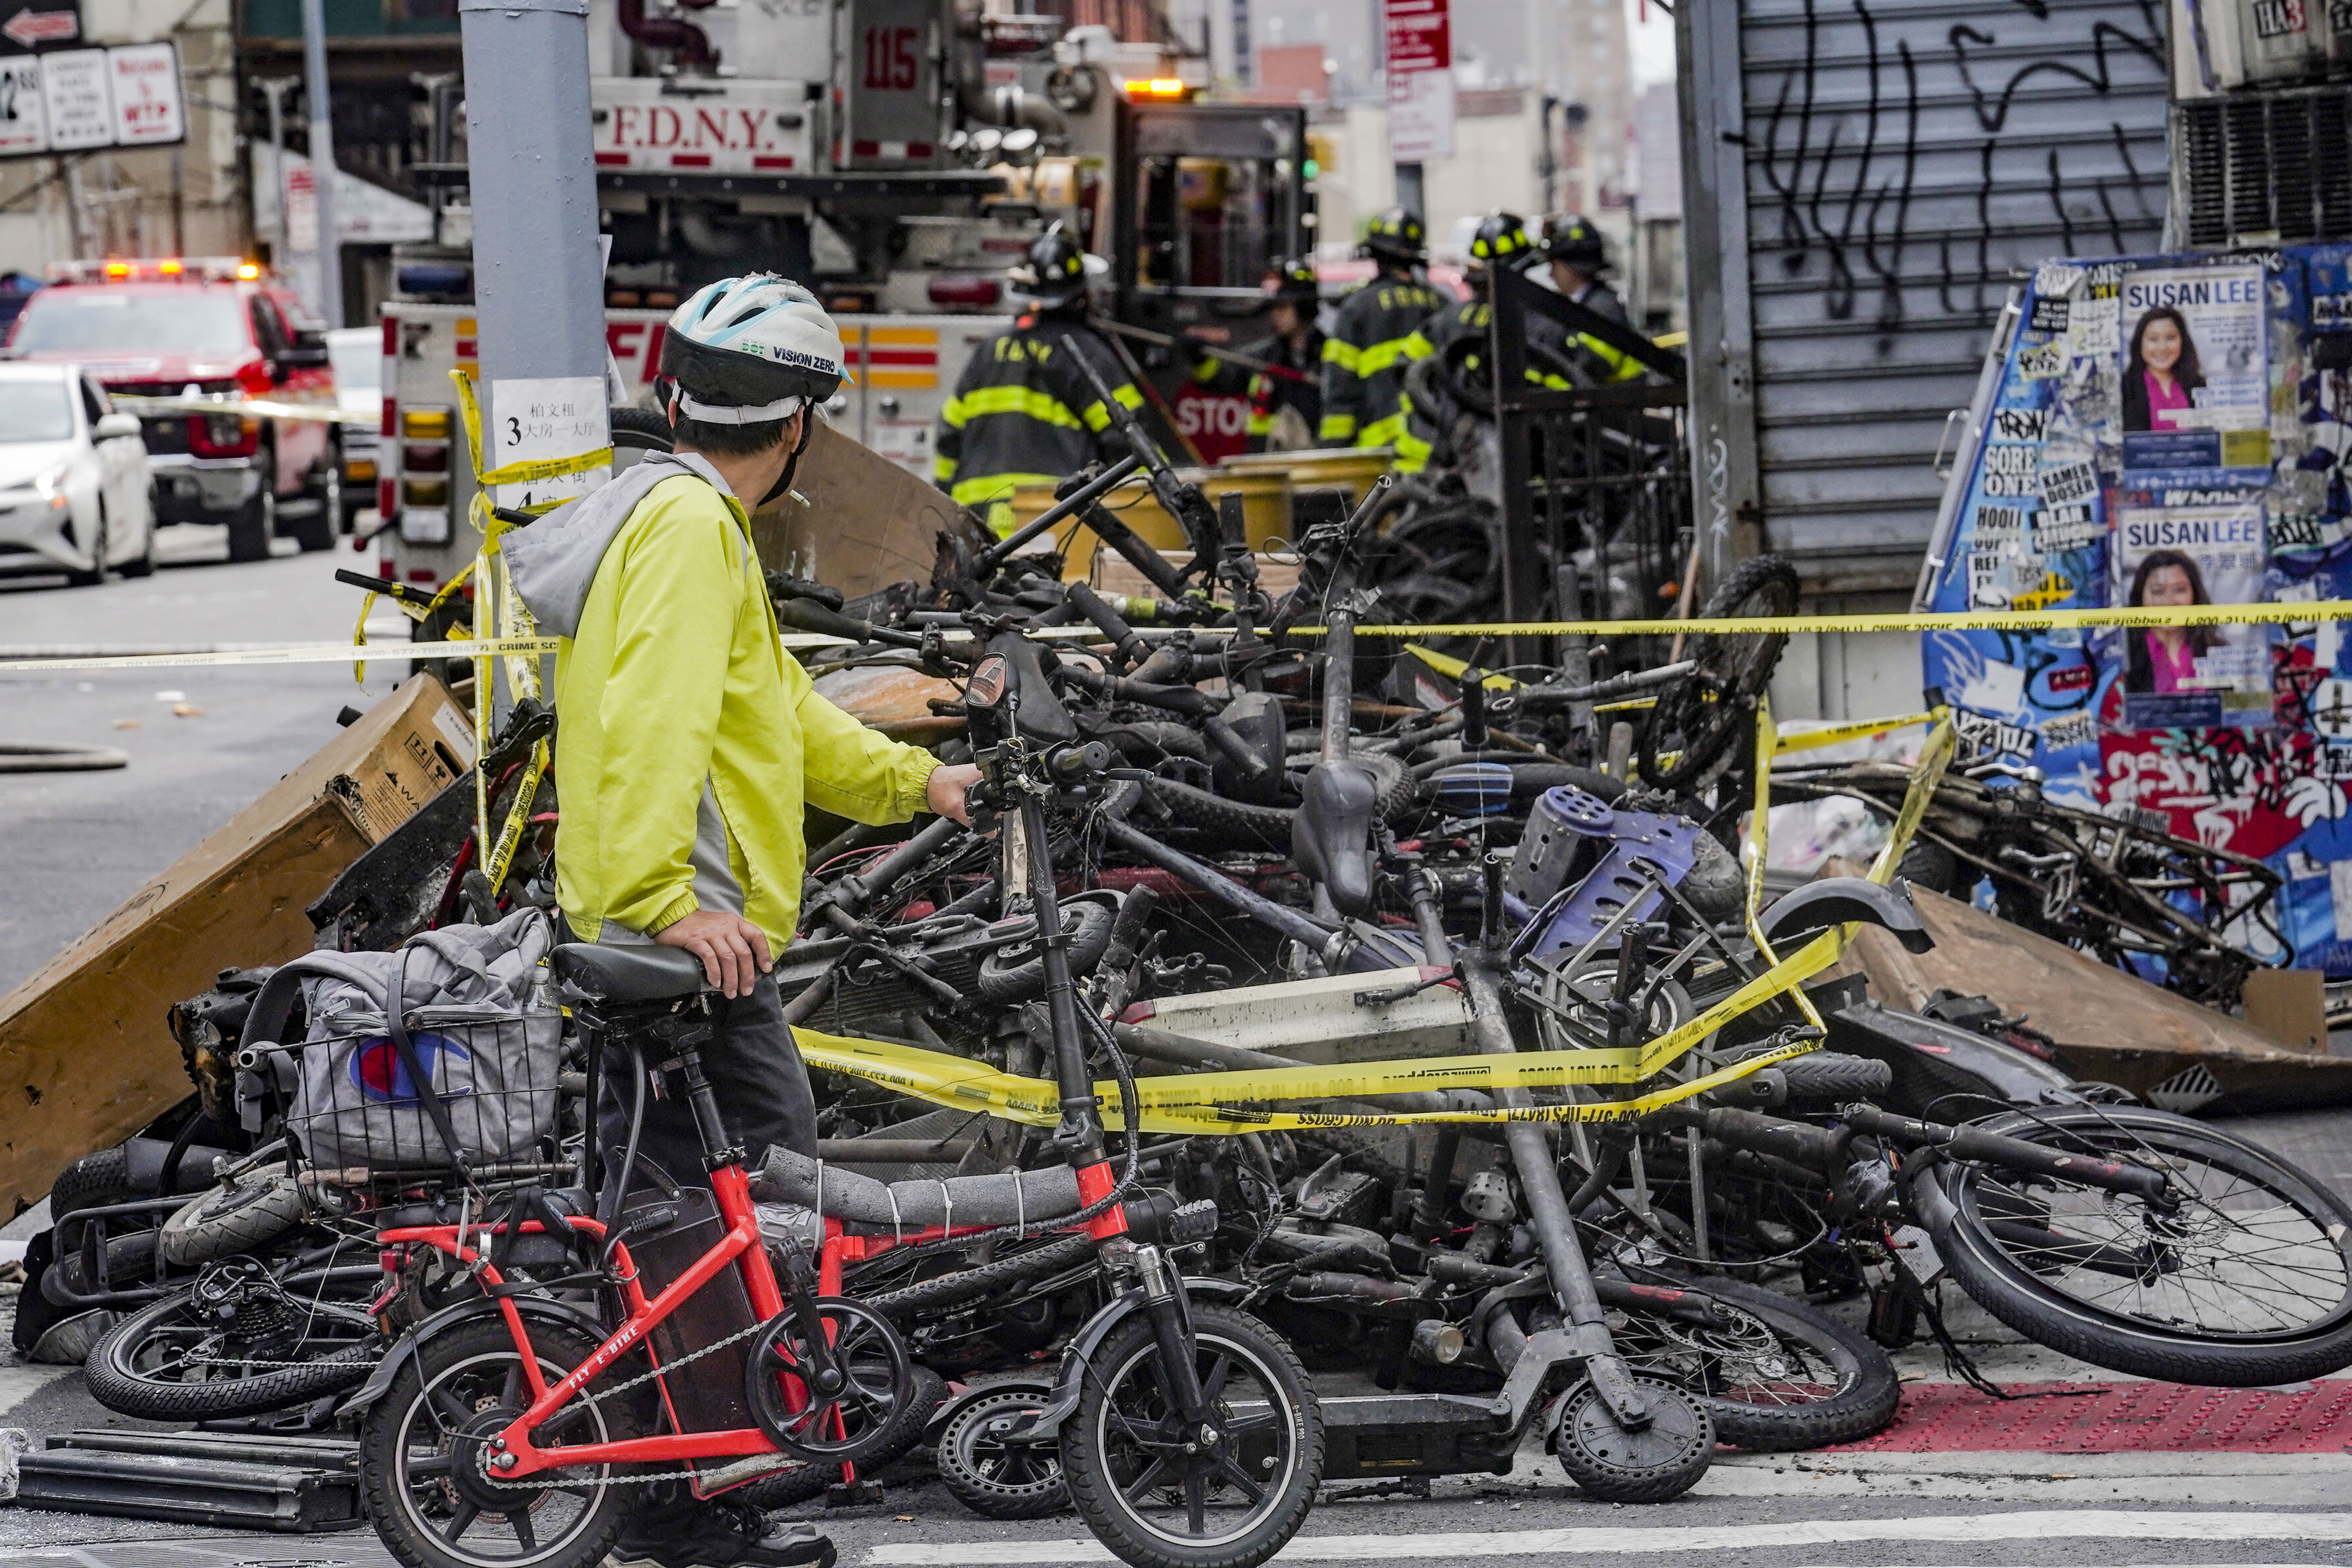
[
  {"x1": 748, "y1": 421, "x2": 960, "y2": 599},
  {"x1": 0, "y1": 674, "x2": 472, "y2": 1214}
]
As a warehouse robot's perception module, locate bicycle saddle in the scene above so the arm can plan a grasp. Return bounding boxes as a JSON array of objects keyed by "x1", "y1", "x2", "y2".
[
  {"x1": 1292, "y1": 758, "x2": 1378, "y2": 918},
  {"x1": 750, "y1": 1147, "x2": 1080, "y2": 1229},
  {"x1": 549, "y1": 942, "x2": 710, "y2": 1003}
]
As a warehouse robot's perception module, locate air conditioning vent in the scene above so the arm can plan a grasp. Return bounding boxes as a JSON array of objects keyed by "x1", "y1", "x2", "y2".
[{"x1": 2174, "y1": 87, "x2": 2352, "y2": 248}]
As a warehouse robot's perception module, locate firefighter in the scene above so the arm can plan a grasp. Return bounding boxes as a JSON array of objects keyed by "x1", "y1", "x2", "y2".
[
  {"x1": 1541, "y1": 214, "x2": 1644, "y2": 383},
  {"x1": 1392, "y1": 212, "x2": 1561, "y2": 474},
  {"x1": 1187, "y1": 257, "x2": 1325, "y2": 452},
  {"x1": 1319, "y1": 205, "x2": 1445, "y2": 450},
  {"x1": 933, "y1": 225, "x2": 1144, "y2": 535}
]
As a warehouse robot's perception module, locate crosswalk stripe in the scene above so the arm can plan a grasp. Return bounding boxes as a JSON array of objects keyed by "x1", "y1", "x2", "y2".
[{"x1": 860, "y1": 1510, "x2": 2352, "y2": 1565}]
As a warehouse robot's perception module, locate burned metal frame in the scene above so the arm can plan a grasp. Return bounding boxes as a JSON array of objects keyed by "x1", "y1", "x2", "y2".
[{"x1": 1488, "y1": 266, "x2": 1693, "y2": 672}]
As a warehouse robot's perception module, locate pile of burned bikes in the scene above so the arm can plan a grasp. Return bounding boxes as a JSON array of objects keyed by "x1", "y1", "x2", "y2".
[{"x1": 23, "y1": 449, "x2": 2352, "y2": 1568}]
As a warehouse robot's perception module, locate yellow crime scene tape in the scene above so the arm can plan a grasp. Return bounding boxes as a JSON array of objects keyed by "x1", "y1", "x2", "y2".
[
  {"x1": 109, "y1": 394, "x2": 374, "y2": 425},
  {"x1": 793, "y1": 704, "x2": 1952, "y2": 1134}
]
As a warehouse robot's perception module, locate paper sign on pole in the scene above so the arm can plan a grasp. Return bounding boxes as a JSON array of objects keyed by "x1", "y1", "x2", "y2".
[
  {"x1": 1388, "y1": 64, "x2": 1455, "y2": 163},
  {"x1": 38, "y1": 47, "x2": 106, "y2": 150},
  {"x1": 487, "y1": 376, "x2": 612, "y2": 510}
]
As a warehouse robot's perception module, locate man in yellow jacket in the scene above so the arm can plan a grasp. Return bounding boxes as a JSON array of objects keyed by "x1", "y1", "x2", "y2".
[{"x1": 507, "y1": 274, "x2": 976, "y2": 1567}]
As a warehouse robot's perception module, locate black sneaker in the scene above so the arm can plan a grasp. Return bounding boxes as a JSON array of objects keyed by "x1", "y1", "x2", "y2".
[{"x1": 611, "y1": 1501, "x2": 836, "y2": 1568}]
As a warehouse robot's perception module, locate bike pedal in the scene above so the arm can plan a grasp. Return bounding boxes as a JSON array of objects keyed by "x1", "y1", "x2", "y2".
[{"x1": 825, "y1": 1480, "x2": 885, "y2": 1509}]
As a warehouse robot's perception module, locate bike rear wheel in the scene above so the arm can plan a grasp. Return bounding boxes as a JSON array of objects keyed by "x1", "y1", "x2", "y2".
[
  {"x1": 1059, "y1": 1303, "x2": 1322, "y2": 1568},
  {"x1": 1638, "y1": 554, "x2": 1800, "y2": 789},
  {"x1": 1919, "y1": 1106, "x2": 2352, "y2": 1386}
]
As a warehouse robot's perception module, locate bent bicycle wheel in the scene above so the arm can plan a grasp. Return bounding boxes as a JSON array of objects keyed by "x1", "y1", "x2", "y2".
[
  {"x1": 1059, "y1": 1303, "x2": 1322, "y2": 1568},
  {"x1": 1918, "y1": 1105, "x2": 2352, "y2": 1387},
  {"x1": 86, "y1": 1270, "x2": 376, "y2": 1421},
  {"x1": 1638, "y1": 554, "x2": 1801, "y2": 789},
  {"x1": 1606, "y1": 1274, "x2": 1899, "y2": 1450}
]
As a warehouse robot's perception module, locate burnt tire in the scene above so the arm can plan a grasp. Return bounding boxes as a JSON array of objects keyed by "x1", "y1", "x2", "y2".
[
  {"x1": 86, "y1": 1287, "x2": 376, "y2": 1421},
  {"x1": 159, "y1": 1169, "x2": 307, "y2": 1267},
  {"x1": 936, "y1": 1379, "x2": 1069, "y2": 1520},
  {"x1": 1916, "y1": 1106, "x2": 2352, "y2": 1388},
  {"x1": 1609, "y1": 1275, "x2": 1898, "y2": 1451},
  {"x1": 1548, "y1": 1375, "x2": 1712, "y2": 1502},
  {"x1": 1776, "y1": 1051, "x2": 1895, "y2": 1105}
]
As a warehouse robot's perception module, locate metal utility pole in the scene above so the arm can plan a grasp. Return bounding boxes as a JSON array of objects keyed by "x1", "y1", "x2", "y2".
[
  {"x1": 458, "y1": 0, "x2": 606, "y2": 396},
  {"x1": 298, "y1": 0, "x2": 341, "y2": 324},
  {"x1": 257, "y1": 78, "x2": 298, "y2": 269}
]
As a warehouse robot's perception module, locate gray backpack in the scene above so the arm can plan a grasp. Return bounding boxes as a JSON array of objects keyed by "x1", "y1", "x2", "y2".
[{"x1": 238, "y1": 907, "x2": 564, "y2": 1177}]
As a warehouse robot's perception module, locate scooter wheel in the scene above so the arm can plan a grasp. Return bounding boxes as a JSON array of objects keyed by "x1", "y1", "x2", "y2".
[
  {"x1": 1548, "y1": 1375, "x2": 1713, "y2": 1503},
  {"x1": 936, "y1": 1380, "x2": 1069, "y2": 1520}
]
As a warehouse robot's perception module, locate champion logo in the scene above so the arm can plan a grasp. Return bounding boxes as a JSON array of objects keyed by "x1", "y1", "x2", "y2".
[{"x1": 349, "y1": 1032, "x2": 474, "y2": 1104}]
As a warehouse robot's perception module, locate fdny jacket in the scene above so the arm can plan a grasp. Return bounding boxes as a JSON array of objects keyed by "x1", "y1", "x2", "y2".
[
  {"x1": 934, "y1": 316, "x2": 1143, "y2": 534},
  {"x1": 1318, "y1": 273, "x2": 1445, "y2": 449}
]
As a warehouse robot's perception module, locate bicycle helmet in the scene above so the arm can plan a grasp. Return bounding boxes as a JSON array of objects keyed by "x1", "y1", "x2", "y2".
[
  {"x1": 1009, "y1": 223, "x2": 1092, "y2": 309},
  {"x1": 1360, "y1": 205, "x2": 1426, "y2": 265},
  {"x1": 1543, "y1": 214, "x2": 1609, "y2": 273},
  {"x1": 658, "y1": 273, "x2": 846, "y2": 503},
  {"x1": 1266, "y1": 256, "x2": 1320, "y2": 304},
  {"x1": 659, "y1": 273, "x2": 847, "y2": 425},
  {"x1": 1468, "y1": 212, "x2": 1534, "y2": 271}
]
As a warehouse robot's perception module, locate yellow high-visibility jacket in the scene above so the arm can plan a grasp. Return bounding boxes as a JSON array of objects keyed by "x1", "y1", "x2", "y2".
[{"x1": 548, "y1": 474, "x2": 939, "y2": 949}]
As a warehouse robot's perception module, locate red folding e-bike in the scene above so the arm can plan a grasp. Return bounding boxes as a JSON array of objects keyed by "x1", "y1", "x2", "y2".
[{"x1": 352, "y1": 631, "x2": 1322, "y2": 1568}]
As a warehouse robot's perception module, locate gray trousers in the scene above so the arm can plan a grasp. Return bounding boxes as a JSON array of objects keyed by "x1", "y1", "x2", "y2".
[{"x1": 597, "y1": 971, "x2": 818, "y2": 1192}]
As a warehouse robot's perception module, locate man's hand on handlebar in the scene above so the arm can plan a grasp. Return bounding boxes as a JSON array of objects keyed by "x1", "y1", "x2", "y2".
[
  {"x1": 926, "y1": 762, "x2": 983, "y2": 826},
  {"x1": 653, "y1": 909, "x2": 773, "y2": 999}
]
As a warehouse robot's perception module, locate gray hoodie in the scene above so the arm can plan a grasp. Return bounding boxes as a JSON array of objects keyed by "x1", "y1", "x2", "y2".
[
  {"x1": 503, "y1": 450, "x2": 737, "y2": 637},
  {"x1": 499, "y1": 450, "x2": 752, "y2": 940}
]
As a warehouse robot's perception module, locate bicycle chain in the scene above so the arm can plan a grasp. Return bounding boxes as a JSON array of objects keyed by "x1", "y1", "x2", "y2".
[{"x1": 451, "y1": 1316, "x2": 779, "y2": 1493}]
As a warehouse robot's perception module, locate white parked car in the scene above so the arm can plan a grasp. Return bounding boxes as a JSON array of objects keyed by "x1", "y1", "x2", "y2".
[{"x1": 0, "y1": 362, "x2": 156, "y2": 584}]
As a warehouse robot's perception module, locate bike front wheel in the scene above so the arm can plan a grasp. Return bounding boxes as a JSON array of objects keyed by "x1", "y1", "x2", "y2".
[
  {"x1": 1059, "y1": 1303, "x2": 1322, "y2": 1568},
  {"x1": 359, "y1": 1317, "x2": 642, "y2": 1568},
  {"x1": 1919, "y1": 1105, "x2": 2352, "y2": 1386}
]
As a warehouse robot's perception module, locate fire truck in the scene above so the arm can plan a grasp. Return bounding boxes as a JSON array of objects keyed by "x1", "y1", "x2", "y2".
[
  {"x1": 374, "y1": 0, "x2": 1309, "y2": 590},
  {"x1": 373, "y1": 303, "x2": 1006, "y2": 592}
]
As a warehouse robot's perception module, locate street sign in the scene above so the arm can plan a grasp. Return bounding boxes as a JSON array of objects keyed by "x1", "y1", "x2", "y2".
[
  {"x1": 38, "y1": 47, "x2": 107, "y2": 150},
  {"x1": 0, "y1": 0, "x2": 79, "y2": 53},
  {"x1": 0, "y1": 55, "x2": 44, "y2": 152},
  {"x1": 1388, "y1": 65, "x2": 1455, "y2": 163},
  {"x1": 110, "y1": 42, "x2": 182, "y2": 145},
  {"x1": 1383, "y1": 0, "x2": 1450, "y2": 76},
  {"x1": 0, "y1": 38, "x2": 181, "y2": 157}
]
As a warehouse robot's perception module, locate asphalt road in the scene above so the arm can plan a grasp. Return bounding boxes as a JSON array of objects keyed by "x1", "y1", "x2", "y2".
[{"x1": 0, "y1": 523, "x2": 409, "y2": 997}]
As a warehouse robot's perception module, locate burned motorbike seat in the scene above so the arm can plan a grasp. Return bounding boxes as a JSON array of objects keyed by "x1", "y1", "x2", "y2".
[
  {"x1": 549, "y1": 943, "x2": 709, "y2": 1003},
  {"x1": 749, "y1": 1146, "x2": 1080, "y2": 1232}
]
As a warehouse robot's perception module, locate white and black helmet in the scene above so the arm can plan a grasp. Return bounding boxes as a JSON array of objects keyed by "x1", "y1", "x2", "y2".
[{"x1": 659, "y1": 274, "x2": 849, "y2": 425}]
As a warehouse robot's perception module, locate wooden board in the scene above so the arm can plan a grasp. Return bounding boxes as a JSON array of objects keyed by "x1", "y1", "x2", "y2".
[{"x1": 1823, "y1": 877, "x2": 2352, "y2": 1114}]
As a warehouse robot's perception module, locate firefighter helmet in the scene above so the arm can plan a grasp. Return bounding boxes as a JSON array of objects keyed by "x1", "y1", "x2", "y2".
[
  {"x1": 1360, "y1": 205, "x2": 1427, "y2": 265},
  {"x1": 1266, "y1": 257, "x2": 1320, "y2": 304},
  {"x1": 1542, "y1": 215, "x2": 1609, "y2": 273},
  {"x1": 1009, "y1": 224, "x2": 1093, "y2": 308},
  {"x1": 1469, "y1": 212, "x2": 1535, "y2": 269}
]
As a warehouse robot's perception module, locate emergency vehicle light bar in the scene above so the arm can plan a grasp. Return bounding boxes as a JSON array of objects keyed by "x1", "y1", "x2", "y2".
[{"x1": 48, "y1": 257, "x2": 265, "y2": 285}]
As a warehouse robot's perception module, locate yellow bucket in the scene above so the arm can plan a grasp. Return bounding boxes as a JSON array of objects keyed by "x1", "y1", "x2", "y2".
[
  {"x1": 1007, "y1": 469, "x2": 1293, "y2": 584},
  {"x1": 1216, "y1": 445, "x2": 1394, "y2": 506}
]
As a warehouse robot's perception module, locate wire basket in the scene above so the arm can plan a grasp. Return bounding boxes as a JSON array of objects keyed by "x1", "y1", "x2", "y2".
[{"x1": 287, "y1": 1003, "x2": 566, "y2": 1191}]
